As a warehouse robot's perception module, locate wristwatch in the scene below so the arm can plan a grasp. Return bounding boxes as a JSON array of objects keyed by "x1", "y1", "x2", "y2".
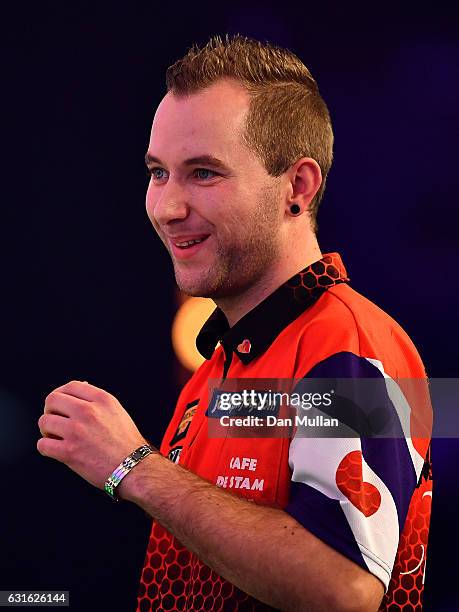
[{"x1": 104, "y1": 444, "x2": 156, "y2": 502}]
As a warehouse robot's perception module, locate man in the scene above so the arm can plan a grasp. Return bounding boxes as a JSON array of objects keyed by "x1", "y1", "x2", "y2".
[{"x1": 37, "y1": 35, "x2": 433, "y2": 611}]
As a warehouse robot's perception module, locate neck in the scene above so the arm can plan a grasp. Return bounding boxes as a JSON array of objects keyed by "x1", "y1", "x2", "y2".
[{"x1": 215, "y1": 237, "x2": 322, "y2": 327}]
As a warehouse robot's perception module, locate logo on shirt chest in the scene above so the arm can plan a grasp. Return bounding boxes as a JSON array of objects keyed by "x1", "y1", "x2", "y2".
[{"x1": 169, "y1": 399, "x2": 199, "y2": 448}]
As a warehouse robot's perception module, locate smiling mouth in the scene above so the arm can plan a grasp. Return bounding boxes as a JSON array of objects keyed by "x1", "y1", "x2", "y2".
[{"x1": 174, "y1": 235, "x2": 210, "y2": 249}]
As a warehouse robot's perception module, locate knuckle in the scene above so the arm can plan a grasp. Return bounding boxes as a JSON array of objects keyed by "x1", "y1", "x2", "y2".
[
  {"x1": 93, "y1": 389, "x2": 107, "y2": 403},
  {"x1": 38, "y1": 414, "x2": 49, "y2": 433},
  {"x1": 78, "y1": 403, "x2": 94, "y2": 423},
  {"x1": 45, "y1": 390, "x2": 60, "y2": 406},
  {"x1": 61, "y1": 441, "x2": 73, "y2": 462},
  {"x1": 68, "y1": 420, "x2": 83, "y2": 441},
  {"x1": 69, "y1": 380, "x2": 82, "y2": 388},
  {"x1": 104, "y1": 395, "x2": 118, "y2": 412}
]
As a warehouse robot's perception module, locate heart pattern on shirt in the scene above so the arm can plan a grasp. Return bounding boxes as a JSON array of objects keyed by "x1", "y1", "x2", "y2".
[
  {"x1": 336, "y1": 450, "x2": 381, "y2": 517},
  {"x1": 237, "y1": 339, "x2": 251, "y2": 354}
]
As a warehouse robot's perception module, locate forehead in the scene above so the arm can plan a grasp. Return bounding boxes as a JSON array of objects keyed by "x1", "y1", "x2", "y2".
[{"x1": 149, "y1": 79, "x2": 251, "y2": 163}]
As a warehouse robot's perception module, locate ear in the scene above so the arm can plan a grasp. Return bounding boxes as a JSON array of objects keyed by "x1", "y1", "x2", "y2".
[{"x1": 285, "y1": 157, "x2": 322, "y2": 212}]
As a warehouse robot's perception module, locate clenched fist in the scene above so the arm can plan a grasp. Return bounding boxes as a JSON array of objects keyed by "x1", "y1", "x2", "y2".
[{"x1": 37, "y1": 380, "x2": 150, "y2": 491}]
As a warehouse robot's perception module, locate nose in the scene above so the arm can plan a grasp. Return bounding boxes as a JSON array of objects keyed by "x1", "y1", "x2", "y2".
[{"x1": 146, "y1": 178, "x2": 189, "y2": 228}]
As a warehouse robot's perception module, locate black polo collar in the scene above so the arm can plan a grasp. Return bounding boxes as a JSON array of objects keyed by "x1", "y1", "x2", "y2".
[{"x1": 196, "y1": 252, "x2": 349, "y2": 365}]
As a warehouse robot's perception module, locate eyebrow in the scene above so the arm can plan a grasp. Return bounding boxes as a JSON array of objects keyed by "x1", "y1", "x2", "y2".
[{"x1": 144, "y1": 153, "x2": 230, "y2": 171}]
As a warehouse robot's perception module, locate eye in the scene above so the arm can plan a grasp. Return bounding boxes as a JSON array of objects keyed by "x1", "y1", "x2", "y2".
[
  {"x1": 195, "y1": 168, "x2": 218, "y2": 180},
  {"x1": 147, "y1": 167, "x2": 168, "y2": 182}
]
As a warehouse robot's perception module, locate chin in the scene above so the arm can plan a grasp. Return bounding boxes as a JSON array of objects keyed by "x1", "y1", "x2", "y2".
[
  {"x1": 175, "y1": 276, "x2": 216, "y2": 298},
  {"x1": 178, "y1": 286, "x2": 208, "y2": 298},
  {"x1": 174, "y1": 264, "x2": 231, "y2": 299},
  {"x1": 172, "y1": 259, "x2": 205, "y2": 290}
]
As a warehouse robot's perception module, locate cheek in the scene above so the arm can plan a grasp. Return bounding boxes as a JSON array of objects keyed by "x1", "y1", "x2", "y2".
[
  {"x1": 213, "y1": 190, "x2": 250, "y2": 228},
  {"x1": 145, "y1": 181, "x2": 157, "y2": 223},
  {"x1": 187, "y1": 189, "x2": 227, "y2": 227}
]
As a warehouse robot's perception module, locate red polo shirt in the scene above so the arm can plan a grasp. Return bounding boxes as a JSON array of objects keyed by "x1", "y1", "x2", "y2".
[{"x1": 136, "y1": 252, "x2": 432, "y2": 612}]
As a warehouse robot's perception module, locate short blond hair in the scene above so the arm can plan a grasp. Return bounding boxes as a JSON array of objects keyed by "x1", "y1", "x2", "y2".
[{"x1": 166, "y1": 34, "x2": 334, "y2": 233}]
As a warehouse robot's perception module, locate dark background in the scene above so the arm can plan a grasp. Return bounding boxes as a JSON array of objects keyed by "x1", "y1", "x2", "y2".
[{"x1": 1, "y1": 2, "x2": 458, "y2": 611}]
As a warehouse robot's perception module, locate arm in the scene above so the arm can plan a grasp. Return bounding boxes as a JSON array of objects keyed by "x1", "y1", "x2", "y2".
[
  {"x1": 118, "y1": 451, "x2": 383, "y2": 612},
  {"x1": 37, "y1": 380, "x2": 383, "y2": 612}
]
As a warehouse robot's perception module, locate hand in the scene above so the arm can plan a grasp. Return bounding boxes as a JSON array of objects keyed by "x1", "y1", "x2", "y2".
[{"x1": 37, "y1": 380, "x2": 149, "y2": 491}]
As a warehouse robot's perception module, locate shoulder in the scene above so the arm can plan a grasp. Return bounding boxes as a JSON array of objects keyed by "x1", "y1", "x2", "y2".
[{"x1": 293, "y1": 283, "x2": 426, "y2": 379}]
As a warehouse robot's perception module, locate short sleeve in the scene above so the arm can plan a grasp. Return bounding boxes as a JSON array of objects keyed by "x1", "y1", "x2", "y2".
[{"x1": 284, "y1": 352, "x2": 428, "y2": 591}]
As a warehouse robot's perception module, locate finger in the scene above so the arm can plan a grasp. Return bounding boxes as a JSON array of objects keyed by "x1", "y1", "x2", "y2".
[
  {"x1": 53, "y1": 380, "x2": 107, "y2": 403},
  {"x1": 44, "y1": 391, "x2": 89, "y2": 417},
  {"x1": 37, "y1": 436, "x2": 69, "y2": 463},
  {"x1": 38, "y1": 413, "x2": 72, "y2": 439}
]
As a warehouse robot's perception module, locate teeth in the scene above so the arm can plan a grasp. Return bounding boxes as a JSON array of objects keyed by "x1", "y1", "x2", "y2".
[{"x1": 175, "y1": 238, "x2": 203, "y2": 247}]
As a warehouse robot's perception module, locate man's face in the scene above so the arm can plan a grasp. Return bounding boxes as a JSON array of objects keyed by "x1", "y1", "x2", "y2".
[{"x1": 145, "y1": 78, "x2": 283, "y2": 299}]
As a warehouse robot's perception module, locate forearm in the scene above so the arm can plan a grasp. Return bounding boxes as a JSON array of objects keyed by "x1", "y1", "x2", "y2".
[{"x1": 118, "y1": 451, "x2": 378, "y2": 612}]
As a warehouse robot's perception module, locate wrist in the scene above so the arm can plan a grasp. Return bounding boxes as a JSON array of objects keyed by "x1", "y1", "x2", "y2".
[
  {"x1": 116, "y1": 449, "x2": 162, "y2": 504},
  {"x1": 104, "y1": 443, "x2": 158, "y2": 503}
]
